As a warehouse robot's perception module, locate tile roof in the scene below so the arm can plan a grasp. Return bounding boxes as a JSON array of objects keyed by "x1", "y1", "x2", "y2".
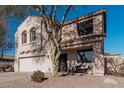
[{"x1": 0, "y1": 55, "x2": 15, "y2": 60}]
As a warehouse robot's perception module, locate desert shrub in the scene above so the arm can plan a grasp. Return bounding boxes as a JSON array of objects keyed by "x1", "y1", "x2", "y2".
[
  {"x1": 31, "y1": 70, "x2": 45, "y2": 82},
  {"x1": 107, "y1": 58, "x2": 124, "y2": 77},
  {"x1": 107, "y1": 57, "x2": 114, "y2": 63}
]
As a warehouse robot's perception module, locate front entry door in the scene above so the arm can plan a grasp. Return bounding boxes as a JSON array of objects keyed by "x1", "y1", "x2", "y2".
[{"x1": 58, "y1": 54, "x2": 68, "y2": 72}]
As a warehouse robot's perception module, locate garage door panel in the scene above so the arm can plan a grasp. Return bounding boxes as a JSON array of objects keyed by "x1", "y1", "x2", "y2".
[
  {"x1": 19, "y1": 58, "x2": 36, "y2": 72},
  {"x1": 19, "y1": 57, "x2": 52, "y2": 72}
]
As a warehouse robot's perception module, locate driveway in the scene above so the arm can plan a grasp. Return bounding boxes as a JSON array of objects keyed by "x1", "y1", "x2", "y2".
[
  {"x1": 0, "y1": 72, "x2": 32, "y2": 83},
  {"x1": 0, "y1": 73, "x2": 124, "y2": 88}
]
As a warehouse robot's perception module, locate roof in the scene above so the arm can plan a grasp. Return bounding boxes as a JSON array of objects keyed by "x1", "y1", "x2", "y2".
[
  {"x1": 63, "y1": 8, "x2": 106, "y2": 26},
  {"x1": 15, "y1": 8, "x2": 106, "y2": 36},
  {"x1": 0, "y1": 55, "x2": 15, "y2": 60},
  {"x1": 104, "y1": 52, "x2": 120, "y2": 56}
]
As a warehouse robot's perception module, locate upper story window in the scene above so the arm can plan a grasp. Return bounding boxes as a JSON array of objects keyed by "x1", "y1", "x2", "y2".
[
  {"x1": 22, "y1": 31, "x2": 27, "y2": 44},
  {"x1": 77, "y1": 19, "x2": 93, "y2": 36},
  {"x1": 30, "y1": 27, "x2": 37, "y2": 42}
]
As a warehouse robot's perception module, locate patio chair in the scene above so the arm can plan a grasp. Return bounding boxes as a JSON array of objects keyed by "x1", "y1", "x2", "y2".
[{"x1": 76, "y1": 62, "x2": 90, "y2": 73}]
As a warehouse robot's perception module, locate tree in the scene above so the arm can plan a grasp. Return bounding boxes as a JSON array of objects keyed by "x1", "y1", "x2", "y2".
[
  {"x1": 0, "y1": 28, "x2": 11, "y2": 58},
  {"x1": 38, "y1": 6, "x2": 73, "y2": 77},
  {"x1": 108, "y1": 57, "x2": 118, "y2": 72},
  {"x1": 0, "y1": 5, "x2": 74, "y2": 77},
  {"x1": 0, "y1": 6, "x2": 14, "y2": 58}
]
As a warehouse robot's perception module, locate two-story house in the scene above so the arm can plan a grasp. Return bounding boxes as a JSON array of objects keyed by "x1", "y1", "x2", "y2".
[{"x1": 14, "y1": 9, "x2": 106, "y2": 75}]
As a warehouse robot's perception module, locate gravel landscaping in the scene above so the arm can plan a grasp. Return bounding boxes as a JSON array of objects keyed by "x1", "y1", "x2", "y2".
[{"x1": 1, "y1": 73, "x2": 124, "y2": 88}]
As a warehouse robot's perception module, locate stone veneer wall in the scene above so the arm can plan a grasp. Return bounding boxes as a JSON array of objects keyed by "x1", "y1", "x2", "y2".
[
  {"x1": 61, "y1": 10, "x2": 106, "y2": 75},
  {"x1": 93, "y1": 41, "x2": 104, "y2": 75},
  {"x1": 61, "y1": 12, "x2": 105, "y2": 43}
]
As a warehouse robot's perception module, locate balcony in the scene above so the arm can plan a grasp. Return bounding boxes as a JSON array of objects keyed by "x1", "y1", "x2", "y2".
[{"x1": 61, "y1": 33, "x2": 106, "y2": 49}]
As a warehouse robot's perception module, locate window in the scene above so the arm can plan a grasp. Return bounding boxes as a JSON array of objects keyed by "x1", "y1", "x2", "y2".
[
  {"x1": 0, "y1": 59, "x2": 3, "y2": 62},
  {"x1": 30, "y1": 27, "x2": 37, "y2": 42},
  {"x1": 76, "y1": 49, "x2": 93, "y2": 63},
  {"x1": 77, "y1": 19, "x2": 93, "y2": 36},
  {"x1": 15, "y1": 36, "x2": 18, "y2": 49},
  {"x1": 58, "y1": 54, "x2": 68, "y2": 72},
  {"x1": 22, "y1": 31, "x2": 27, "y2": 44}
]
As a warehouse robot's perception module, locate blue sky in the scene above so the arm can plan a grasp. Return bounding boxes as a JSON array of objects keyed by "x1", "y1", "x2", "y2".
[{"x1": 6, "y1": 5, "x2": 124, "y2": 56}]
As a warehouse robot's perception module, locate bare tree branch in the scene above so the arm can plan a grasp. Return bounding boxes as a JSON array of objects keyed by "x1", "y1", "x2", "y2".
[
  {"x1": 61, "y1": 5, "x2": 73, "y2": 25},
  {"x1": 49, "y1": 5, "x2": 54, "y2": 19}
]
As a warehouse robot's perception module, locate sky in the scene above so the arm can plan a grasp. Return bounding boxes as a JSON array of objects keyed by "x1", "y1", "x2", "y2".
[{"x1": 6, "y1": 5, "x2": 124, "y2": 56}]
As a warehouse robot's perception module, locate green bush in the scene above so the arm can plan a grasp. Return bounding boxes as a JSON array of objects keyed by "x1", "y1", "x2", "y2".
[
  {"x1": 107, "y1": 57, "x2": 114, "y2": 63},
  {"x1": 31, "y1": 70, "x2": 45, "y2": 82}
]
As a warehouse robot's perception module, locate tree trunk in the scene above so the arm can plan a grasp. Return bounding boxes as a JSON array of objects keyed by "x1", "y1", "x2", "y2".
[
  {"x1": 50, "y1": 43, "x2": 61, "y2": 77},
  {"x1": 52, "y1": 60, "x2": 58, "y2": 77}
]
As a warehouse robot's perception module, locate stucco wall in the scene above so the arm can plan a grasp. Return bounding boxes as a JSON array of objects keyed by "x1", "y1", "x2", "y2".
[{"x1": 15, "y1": 16, "x2": 52, "y2": 72}]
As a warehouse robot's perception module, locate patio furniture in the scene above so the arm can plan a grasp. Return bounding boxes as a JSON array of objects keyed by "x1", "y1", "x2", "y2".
[{"x1": 76, "y1": 63, "x2": 90, "y2": 73}]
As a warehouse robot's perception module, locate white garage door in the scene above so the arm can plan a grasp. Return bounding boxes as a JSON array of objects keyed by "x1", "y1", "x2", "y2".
[{"x1": 19, "y1": 57, "x2": 52, "y2": 72}]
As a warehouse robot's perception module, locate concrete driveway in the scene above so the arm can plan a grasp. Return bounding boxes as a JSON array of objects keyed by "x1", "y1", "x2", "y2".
[{"x1": 0, "y1": 72, "x2": 32, "y2": 83}]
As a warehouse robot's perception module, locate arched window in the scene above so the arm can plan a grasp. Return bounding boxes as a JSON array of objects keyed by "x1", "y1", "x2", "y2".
[
  {"x1": 30, "y1": 27, "x2": 37, "y2": 42},
  {"x1": 22, "y1": 31, "x2": 27, "y2": 44}
]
